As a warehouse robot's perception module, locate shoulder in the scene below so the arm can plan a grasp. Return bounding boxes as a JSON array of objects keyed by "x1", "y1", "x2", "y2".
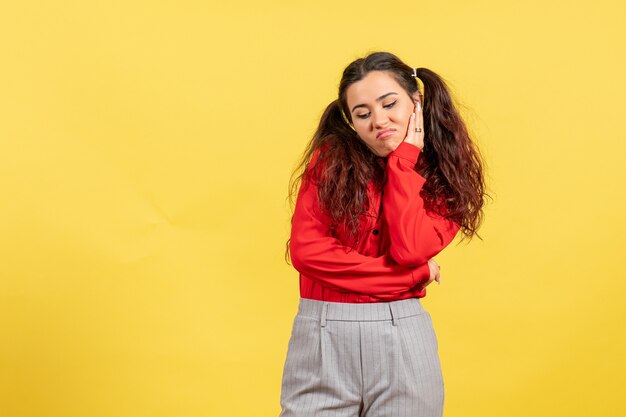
[
  {"x1": 305, "y1": 144, "x2": 331, "y2": 184},
  {"x1": 310, "y1": 143, "x2": 331, "y2": 165}
]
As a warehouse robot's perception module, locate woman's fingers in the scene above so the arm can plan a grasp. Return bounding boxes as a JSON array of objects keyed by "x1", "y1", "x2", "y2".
[
  {"x1": 404, "y1": 110, "x2": 417, "y2": 145},
  {"x1": 426, "y1": 259, "x2": 441, "y2": 287},
  {"x1": 415, "y1": 98, "x2": 425, "y2": 149}
]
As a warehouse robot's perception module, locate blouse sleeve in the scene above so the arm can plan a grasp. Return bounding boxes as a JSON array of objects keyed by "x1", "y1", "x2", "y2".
[
  {"x1": 289, "y1": 150, "x2": 431, "y2": 296},
  {"x1": 383, "y1": 142, "x2": 461, "y2": 267}
]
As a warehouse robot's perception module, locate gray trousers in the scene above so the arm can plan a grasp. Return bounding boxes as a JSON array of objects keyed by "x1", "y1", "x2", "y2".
[{"x1": 279, "y1": 297, "x2": 445, "y2": 417}]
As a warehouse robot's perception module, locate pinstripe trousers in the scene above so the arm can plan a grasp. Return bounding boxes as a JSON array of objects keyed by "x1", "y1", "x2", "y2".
[{"x1": 279, "y1": 297, "x2": 444, "y2": 417}]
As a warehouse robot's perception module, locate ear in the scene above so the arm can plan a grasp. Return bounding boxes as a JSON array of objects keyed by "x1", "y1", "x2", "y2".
[{"x1": 412, "y1": 91, "x2": 422, "y2": 104}]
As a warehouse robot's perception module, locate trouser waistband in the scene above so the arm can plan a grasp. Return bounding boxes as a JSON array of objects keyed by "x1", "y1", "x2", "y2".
[{"x1": 297, "y1": 297, "x2": 427, "y2": 327}]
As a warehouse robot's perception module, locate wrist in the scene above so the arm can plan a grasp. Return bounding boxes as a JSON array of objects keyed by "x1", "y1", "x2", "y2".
[{"x1": 390, "y1": 141, "x2": 422, "y2": 164}]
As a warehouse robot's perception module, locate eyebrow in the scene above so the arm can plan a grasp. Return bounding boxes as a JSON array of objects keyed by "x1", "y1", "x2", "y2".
[{"x1": 351, "y1": 92, "x2": 398, "y2": 113}]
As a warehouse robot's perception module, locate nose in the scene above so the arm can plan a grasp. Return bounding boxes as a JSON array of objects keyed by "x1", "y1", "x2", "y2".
[{"x1": 372, "y1": 109, "x2": 389, "y2": 128}]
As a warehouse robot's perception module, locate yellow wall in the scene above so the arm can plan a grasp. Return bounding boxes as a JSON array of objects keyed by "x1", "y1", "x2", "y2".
[{"x1": 1, "y1": 1, "x2": 625, "y2": 416}]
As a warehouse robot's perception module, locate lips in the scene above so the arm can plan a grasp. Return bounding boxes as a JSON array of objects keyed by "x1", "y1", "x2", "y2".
[{"x1": 376, "y1": 128, "x2": 396, "y2": 139}]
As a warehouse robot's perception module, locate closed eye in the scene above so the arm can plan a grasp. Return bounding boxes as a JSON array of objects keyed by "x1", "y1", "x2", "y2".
[{"x1": 355, "y1": 101, "x2": 397, "y2": 119}]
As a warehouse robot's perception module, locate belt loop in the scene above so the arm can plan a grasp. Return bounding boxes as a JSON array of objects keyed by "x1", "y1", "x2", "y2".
[
  {"x1": 320, "y1": 302, "x2": 328, "y2": 327},
  {"x1": 388, "y1": 303, "x2": 397, "y2": 326}
]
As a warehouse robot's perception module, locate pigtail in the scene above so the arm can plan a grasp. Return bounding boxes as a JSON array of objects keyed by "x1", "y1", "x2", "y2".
[{"x1": 415, "y1": 67, "x2": 487, "y2": 240}]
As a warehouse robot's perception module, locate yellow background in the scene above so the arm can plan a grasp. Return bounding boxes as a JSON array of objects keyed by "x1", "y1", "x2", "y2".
[{"x1": 1, "y1": 1, "x2": 625, "y2": 416}]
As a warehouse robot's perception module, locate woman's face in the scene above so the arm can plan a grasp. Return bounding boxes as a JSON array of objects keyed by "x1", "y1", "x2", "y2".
[{"x1": 345, "y1": 70, "x2": 419, "y2": 157}]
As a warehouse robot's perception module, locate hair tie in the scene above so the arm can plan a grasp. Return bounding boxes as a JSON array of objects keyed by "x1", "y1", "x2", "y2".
[
  {"x1": 412, "y1": 67, "x2": 418, "y2": 78},
  {"x1": 339, "y1": 106, "x2": 357, "y2": 132}
]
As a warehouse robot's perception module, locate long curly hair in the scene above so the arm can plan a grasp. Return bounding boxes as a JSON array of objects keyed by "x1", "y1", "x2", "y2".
[{"x1": 285, "y1": 51, "x2": 490, "y2": 264}]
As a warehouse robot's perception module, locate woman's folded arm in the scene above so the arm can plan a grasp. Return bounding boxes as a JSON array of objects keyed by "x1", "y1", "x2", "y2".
[
  {"x1": 289, "y1": 164, "x2": 431, "y2": 296},
  {"x1": 383, "y1": 142, "x2": 461, "y2": 267}
]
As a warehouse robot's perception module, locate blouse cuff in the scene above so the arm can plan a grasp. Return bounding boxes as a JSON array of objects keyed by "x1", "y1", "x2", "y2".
[
  {"x1": 411, "y1": 262, "x2": 432, "y2": 287},
  {"x1": 389, "y1": 142, "x2": 421, "y2": 164}
]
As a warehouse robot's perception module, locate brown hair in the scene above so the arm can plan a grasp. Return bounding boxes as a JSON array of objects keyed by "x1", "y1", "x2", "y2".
[{"x1": 285, "y1": 51, "x2": 490, "y2": 263}]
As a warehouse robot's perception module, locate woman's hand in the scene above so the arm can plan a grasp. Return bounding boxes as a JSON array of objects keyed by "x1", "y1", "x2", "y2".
[
  {"x1": 419, "y1": 258, "x2": 441, "y2": 290},
  {"x1": 404, "y1": 96, "x2": 425, "y2": 150}
]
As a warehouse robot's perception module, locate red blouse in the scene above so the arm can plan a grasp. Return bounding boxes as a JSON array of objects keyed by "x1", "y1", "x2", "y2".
[{"x1": 289, "y1": 141, "x2": 461, "y2": 303}]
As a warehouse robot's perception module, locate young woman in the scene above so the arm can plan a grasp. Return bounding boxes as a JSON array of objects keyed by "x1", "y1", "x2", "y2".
[{"x1": 279, "y1": 51, "x2": 486, "y2": 417}]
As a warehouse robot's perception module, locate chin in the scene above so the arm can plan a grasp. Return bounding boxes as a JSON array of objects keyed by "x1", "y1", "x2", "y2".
[
  {"x1": 363, "y1": 138, "x2": 399, "y2": 157},
  {"x1": 382, "y1": 141, "x2": 402, "y2": 155}
]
